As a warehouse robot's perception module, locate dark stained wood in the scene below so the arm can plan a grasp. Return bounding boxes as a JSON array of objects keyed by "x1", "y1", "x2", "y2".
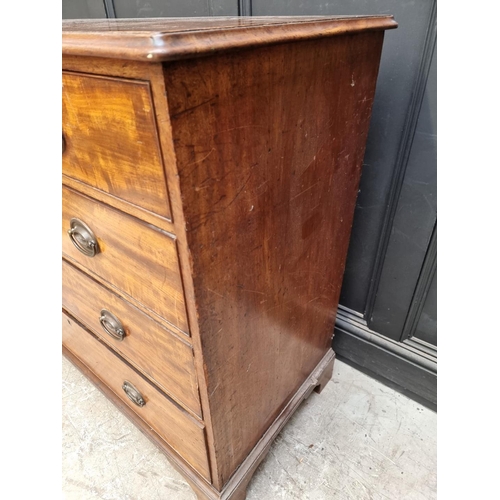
[
  {"x1": 313, "y1": 353, "x2": 335, "y2": 395},
  {"x1": 63, "y1": 16, "x2": 395, "y2": 32},
  {"x1": 64, "y1": 315, "x2": 334, "y2": 500},
  {"x1": 62, "y1": 17, "x2": 396, "y2": 500},
  {"x1": 62, "y1": 174, "x2": 174, "y2": 234},
  {"x1": 62, "y1": 312, "x2": 211, "y2": 481},
  {"x1": 62, "y1": 186, "x2": 189, "y2": 334},
  {"x1": 210, "y1": 350, "x2": 335, "y2": 500},
  {"x1": 62, "y1": 16, "x2": 397, "y2": 62},
  {"x1": 62, "y1": 54, "x2": 155, "y2": 78},
  {"x1": 143, "y1": 61, "x2": 224, "y2": 487},
  {"x1": 165, "y1": 32, "x2": 385, "y2": 485},
  {"x1": 62, "y1": 260, "x2": 201, "y2": 417},
  {"x1": 63, "y1": 71, "x2": 172, "y2": 219}
]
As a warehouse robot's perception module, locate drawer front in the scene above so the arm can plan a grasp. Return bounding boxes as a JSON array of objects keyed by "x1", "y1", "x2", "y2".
[
  {"x1": 62, "y1": 71, "x2": 172, "y2": 220},
  {"x1": 63, "y1": 260, "x2": 201, "y2": 417},
  {"x1": 62, "y1": 312, "x2": 211, "y2": 481},
  {"x1": 62, "y1": 186, "x2": 189, "y2": 333}
]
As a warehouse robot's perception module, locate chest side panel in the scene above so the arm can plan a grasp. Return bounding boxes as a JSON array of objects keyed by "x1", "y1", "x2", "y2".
[{"x1": 165, "y1": 33, "x2": 385, "y2": 485}]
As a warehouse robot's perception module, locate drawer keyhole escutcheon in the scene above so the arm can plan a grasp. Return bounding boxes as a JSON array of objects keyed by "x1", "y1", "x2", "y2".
[
  {"x1": 99, "y1": 309, "x2": 126, "y2": 341},
  {"x1": 122, "y1": 381, "x2": 146, "y2": 407},
  {"x1": 67, "y1": 217, "x2": 100, "y2": 257}
]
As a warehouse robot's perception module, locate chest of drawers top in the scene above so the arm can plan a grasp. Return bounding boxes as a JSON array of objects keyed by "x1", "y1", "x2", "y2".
[
  {"x1": 62, "y1": 16, "x2": 397, "y2": 500},
  {"x1": 63, "y1": 16, "x2": 396, "y2": 62}
]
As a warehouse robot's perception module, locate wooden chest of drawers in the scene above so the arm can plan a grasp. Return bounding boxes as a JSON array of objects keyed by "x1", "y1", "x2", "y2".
[{"x1": 62, "y1": 16, "x2": 397, "y2": 499}]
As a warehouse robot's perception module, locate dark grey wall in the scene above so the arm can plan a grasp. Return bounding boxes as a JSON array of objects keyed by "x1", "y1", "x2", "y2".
[
  {"x1": 113, "y1": 0, "x2": 238, "y2": 17},
  {"x1": 62, "y1": 0, "x2": 106, "y2": 19},
  {"x1": 371, "y1": 42, "x2": 437, "y2": 343},
  {"x1": 62, "y1": 0, "x2": 437, "y2": 407}
]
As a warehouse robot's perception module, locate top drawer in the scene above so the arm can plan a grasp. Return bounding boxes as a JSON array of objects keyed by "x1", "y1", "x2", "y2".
[{"x1": 62, "y1": 72, "x2": 172, "y2": 220}]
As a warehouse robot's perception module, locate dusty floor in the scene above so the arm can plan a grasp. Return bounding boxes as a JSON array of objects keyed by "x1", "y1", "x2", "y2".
[{"x1": 62, "y1": 357, "x2": 436, "y2": 500}]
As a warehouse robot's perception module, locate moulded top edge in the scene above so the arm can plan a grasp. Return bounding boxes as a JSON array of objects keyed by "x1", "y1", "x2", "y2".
[{"x1": 62, "y1": 15, "x2": 398, "y2": 63}]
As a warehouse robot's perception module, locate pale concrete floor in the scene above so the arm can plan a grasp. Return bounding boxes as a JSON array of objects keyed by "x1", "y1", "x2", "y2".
[{"x1": 62, "y1": 356, "x2": 436, "y2": 500}]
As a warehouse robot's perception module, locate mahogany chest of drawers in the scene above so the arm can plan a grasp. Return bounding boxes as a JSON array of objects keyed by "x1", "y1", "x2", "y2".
[{"x1": 62, "y1": 16, "x2": 397, "y2": 499}]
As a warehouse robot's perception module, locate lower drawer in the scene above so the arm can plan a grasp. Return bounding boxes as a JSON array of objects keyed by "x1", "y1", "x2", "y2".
[
  {"x1": 62, "y1": 312, "x2": 211, "y2": 481},
  {"x1": 62, "y1": 260, "x2": 202, "y2": 417}
]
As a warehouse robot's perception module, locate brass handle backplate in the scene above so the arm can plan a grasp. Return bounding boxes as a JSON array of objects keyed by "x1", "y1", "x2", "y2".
[
  {"x1": 67, "y1": 218, "x2": 99, "y2": 257},
  {"x1": 122, "y1": 381, "x2": 146, "y2": 407},
  {"x1": 99, "y1": 309, "x2": 126, "y2": 341}
]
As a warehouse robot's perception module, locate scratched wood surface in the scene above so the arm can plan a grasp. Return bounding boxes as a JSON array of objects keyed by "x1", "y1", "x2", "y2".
[
  {"x1": 62, "y1": 71, "x2": 172, "y2": 219},
  {"x1": 62, "y1": 186, "x2": 188, "y2": 334},
  {"x1": 62, "y1": 17, "x2": 397, "y2": 498},
  {"x1": 62, "y1": 16, "x2": 397, "y2": 62},
  {"x1": 165, "y1": 32, "x2": 385, "y2": 486},
  {"x1": 62, "y1": 312, "x2": 211, "y2": 481},
  {"x1": 62, "y1": 260, "x2": 201, "y2": 417}
]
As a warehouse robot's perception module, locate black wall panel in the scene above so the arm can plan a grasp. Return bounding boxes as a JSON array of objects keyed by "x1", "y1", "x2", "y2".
[
  {"x1": 371, "y1": 42, "x2": 437, "y2": 341},
  {"x1": 62, "y1": 0, "x2": 107, "y2": 19},
  {"x1": 113, "y1": 0, "x2": 238, "y2": 18}
]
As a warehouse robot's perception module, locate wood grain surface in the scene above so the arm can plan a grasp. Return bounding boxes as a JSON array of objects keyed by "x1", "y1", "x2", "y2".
[
  {"x1": 62, "y1": 312, "x2": 211, "y2": 481},
  {"x1": 62, "y1": 260, "x2": 201, "y2": 417},
  {"x1": 63, "y1": 71, "x2": 172, "y2": 219},
  {"x1": 62, "y1": 186, "x2": 188, "y2": 334},
  {"x1": 61, "y1": 16, "x2": 396, "y2": 498},
  {"x1": 62, "y1": 16, "x2": 397, "y2": 62},
  {"x1": 165, "y1": 32, "x2": 385, "y2": 485}
]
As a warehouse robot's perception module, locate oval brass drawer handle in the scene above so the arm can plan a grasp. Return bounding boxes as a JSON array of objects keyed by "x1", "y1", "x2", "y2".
[
  {"x1": 99, "y1": 309, "x2": 126, "y2": 341},
  {"x1": 67, "y1": 218, "x2": 100, "y2": 257},
  {"x1": 122, "y1": 381, "x2": 146, "y2": 407}
]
